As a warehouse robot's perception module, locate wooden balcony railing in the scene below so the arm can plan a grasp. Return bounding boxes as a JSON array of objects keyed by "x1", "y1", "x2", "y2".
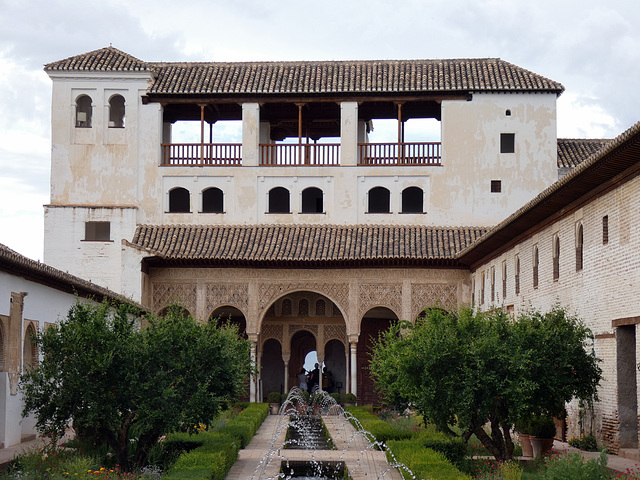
[
  {"x1": 260, "y1": 143, "x2": 340, "y2": 166},
  {"x1": 161, "y1": 143, "x2": 242, "y2": 166},
  {"x1": 358, "y1": 142, "x2": 441, "y2": 165}
]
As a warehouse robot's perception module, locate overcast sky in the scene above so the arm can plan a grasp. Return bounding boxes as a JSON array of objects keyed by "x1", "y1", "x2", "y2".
[{"x1": 0, "y1": 0, "x2": 638, "y2": 262}]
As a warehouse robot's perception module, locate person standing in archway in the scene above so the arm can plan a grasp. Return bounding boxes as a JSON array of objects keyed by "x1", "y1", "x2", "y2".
[
  {"x1": 297, "y1": 368, "x2": 308, "y2": 391},
  {"x1": 309, "y1": 363, "x2": 320, "y2": 392}
]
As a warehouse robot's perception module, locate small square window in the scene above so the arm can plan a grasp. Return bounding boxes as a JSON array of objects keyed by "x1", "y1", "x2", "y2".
[
  {"x1": 491, "y1": 180, "x2": 502, "y2": 193},
  {"x1": 500, "y1": 133, "x2": 515, "y2": 153},
  {"x1": 85, "y1": 221, "x2": 110, "y2": 241}
]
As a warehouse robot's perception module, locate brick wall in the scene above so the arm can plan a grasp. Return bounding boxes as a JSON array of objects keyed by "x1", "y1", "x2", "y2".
[{"x1": 473, "y1": 173, "x2": 640, "y2": 452}]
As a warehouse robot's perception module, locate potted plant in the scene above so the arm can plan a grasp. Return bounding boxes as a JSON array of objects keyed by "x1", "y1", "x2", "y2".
[
  {"x1": 343, "y1": 393, "x2": 357, "y2": 407},
  {"x1": 529, "y1": 415, "x2": 556, "y2": 457},
  {"x1": 515, "y1": 416, "x2": 533, "y2": 457},
  {"x1": 267, "y1": 392, "x2": 281, "y2": 415}
]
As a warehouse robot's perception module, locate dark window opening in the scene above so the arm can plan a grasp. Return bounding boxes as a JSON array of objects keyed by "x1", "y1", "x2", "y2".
[
  {"x1": 268, "y1": 187, "x2": 290, "y2": 213},
  {"x1": 169, "y1": 187, "x2": 190, "y2": 213},
  {"x1": 85, "y1": 221, "x2": 110, "y2": 241},
  {"x1": 202, "y1": 187, "x2": 224, "y2": 213},
  {"x1": 603, "y1": 216, "x2": 609, "y2": 244},
  {"x1": 500, "y1": 133, "x2": 515, "y2": 153},
  {"x1": 533, "y1": 246, "x2": 539, "y2": 289},
  {"x1": 401, "y1": 186, "x2": 424, "y2": 213},
  {"x1": 75, "y1": 95, "x2": 92, "y2": 128},
  {"x1": 576, "y1": 224, "x2": 584, "y2": 271},
  {"x1": 368, "y1": 187, "x2": 390, "y2": 213},
  {"x1": 301, "y1": 187, "x2": 323, "y2": 213},
  {"x1": 505, "y1": 109, "x2": 512, "y2": 116},
  {"x1": 515, "y1": 256, "x2": 520, "y2": 295},
  {"x1": 502, "y1": 262, "x2": 507, "y2": 299},
  {"x1": 553, "y1": 236, "x2": 560, "y2": 281},
  {"x1": 491, "y1": 180, "x2": 502, "y2": 193},
  {"x1": 108, "y1": 94, "x2": 125, "y2": 128}
]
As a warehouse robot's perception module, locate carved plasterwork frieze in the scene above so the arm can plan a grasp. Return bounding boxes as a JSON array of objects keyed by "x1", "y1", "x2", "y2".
[
  {"x1": 152, "y1": 283, "x2": 197, "y2": 314},
  {"x1": 358, "y1": 284, "x2": 402, "y2": 318},
  {"x1": 288, "y1": 323, "x2": 318, "y2": 338},
  {"x1": 258, "y1": 283, "x2": 349, "y2": 315},
  {"x1": 323, "y1": 324, "x2": 347, "y2": 345},
  {"x1": 261, "y1": 323, "x2": 283, "y2": 346},
  {"x1": 205, "y1": 284, "x2": 249, "y2": 316},
  {"x1": 411, "y1": 283, "x2": 458, "y2": 319}
]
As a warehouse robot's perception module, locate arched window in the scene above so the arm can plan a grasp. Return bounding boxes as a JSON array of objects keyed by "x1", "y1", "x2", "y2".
[
  {"x1": 169, "y1": 187, "x2": 190, "y2": 213},
  {"x1": 268, "y1": 187, "x2": 290, "y2": 213},
  {"x1": 108, "y1": 94, "x2": 125, "y2": 128},
  {"x1": 23, "y1": 324, "x2": 38, "y2": 370},
  {"x1": 281, "y1": 298, "x2": 292, "y2": 315},
  {"x1": 533, "y1": 246, "x2": 539, "y2": 288},
  {"x1": 202, "y1": 187, "x2": 224, "y2": 213},
  {"x1": 75, "y1": 95, "x2": 92, "y2": 127},
  {"x1": 368, "y1": 186, "x2": 390, "y2": 213},
  {"x1": 299, "y1": 299, "x2": 309, "y2": 317},
  {"x1": 315, "y1": 299, "x2": 326, "y2": 316},
  {"x1": 576, "y1": 224, "x2": 584, "y2": 271},
  {"x1": 301, "y1": 187, "x2": 323, "y2": 213},
  {"x1": 552, "y1": 235, "x2": 560, "y2": 281},
  {"x1": 502, "y1": 261, "x2": 507, "y2": 299},
  {"x1": 401, "y1": 187, "x2": 423, "y2": 213},
  {"x1": 515, "y1": 255, "x2": 520, "y2": 295}
]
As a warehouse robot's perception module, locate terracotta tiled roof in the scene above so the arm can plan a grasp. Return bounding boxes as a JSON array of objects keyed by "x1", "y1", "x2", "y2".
[
  {"x1": 45, "y1": 47, "x2": 564, "y2": 96},
  {"x1": 557, "y1": 138, "x2": 610, "y2": 168},
  {"x1": 129, "y1": 225, "x2": 488, "y2": 266},
  {"x1": 45, "y1": 46, "x2": 149, "y2": 72},
  {"x1": 0, "y1": 243, "x2": 140, "y2": 306}
]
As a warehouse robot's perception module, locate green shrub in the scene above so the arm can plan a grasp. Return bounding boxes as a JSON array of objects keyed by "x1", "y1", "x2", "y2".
[
  {"x1": 386, "y1": 439, "x2": 471, "y2": 480},
  {"x1": 529, "y1": 416, "x2": 556, "y2": 439},
  {"x1": 415, "y1": 428, "x2": 468, "y2": 466},
  {"x1": 568, "y1": 433, "x2": 599, "y2": 451},
  {"x1": 329, "y1": 392, "x2": 341, "y2": 404},
  {"x1": 539, "y1": 451, "x2": 608, "y2": 480},
  {"x1": 343, "y1": 393, "x2": 357, "y2": 404},
  {"x1": 267, "y1": 392, "x2": 281, "y2": 404}
]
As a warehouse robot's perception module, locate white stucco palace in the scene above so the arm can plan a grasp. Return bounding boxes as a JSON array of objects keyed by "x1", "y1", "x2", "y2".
[{"x1": 38, "y1": 46, "x2": 640, "y2": 458}]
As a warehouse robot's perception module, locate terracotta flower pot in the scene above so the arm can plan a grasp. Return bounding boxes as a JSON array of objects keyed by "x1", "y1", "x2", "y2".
[
  {"x1": 519, "y1": 433, "x2": 533, "y2": 457},
  {"x1": 530, "y1": 436, "x2": 554, "y2": 457}
]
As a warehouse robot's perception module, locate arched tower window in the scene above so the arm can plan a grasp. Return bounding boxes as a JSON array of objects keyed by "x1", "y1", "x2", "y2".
[
  {"x1": 23, "y1": 324, "x2": 38, "y2": 370},
  {"x1": 576, "y1": 224, "x2": 584, "y2": 271},
  {"x1": 368, "y1": 187, "x2": 390, "y2": 213},
  {"x1": 401, "y1": 186, "x2": 423, "y2": 213},
  {"x1": 268, "y1": 187, "x2": 290, "y2": 213},
  {"x1": 202, "y1": 187, "x2": 224, "y2": 213},
  {"x1": 108, "y1": 94, "x2": 125, "y2": 128},
  {"x1": 315, "y1": 299, "x2": 326, "y2": 316},
  {"x1": 552, "y1": 235, "x2": 560, "y2": 281},
  {"x1": 301, "y1": 187, "x2": 323, "y2": 213},
  {"x1": 281, "y1": 298, "x2": 292, "y2": 316},
  {"x1": 533, "y1": 246, "x2": 539, "y2": 288},
  {"x1": 515, "y1": 255, "x2": 520, "y2": 295},
  {"x1": 75, "y1": 95, "x2": 92, "y2": 128},
  {"x1": 169, "y1": 187, "x2": 190, "y2": 213}
]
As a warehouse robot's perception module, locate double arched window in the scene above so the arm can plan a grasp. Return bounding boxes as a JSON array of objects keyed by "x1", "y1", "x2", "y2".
[
  {"x1": 169, "y1": 187, "x2": 190, "y2": 213},
  {"x1": 401, "y1": 187, "x2": 424, "y2": 213},
  {"x1": 368, "y1": 187, "x2": 390, "y2": 213},
  {"x1": 108, "y1": 94, "x2": 125, "y2": 128},
  {"x1": 202, "y1": 187, "x2": 224, "y2": 213},
  {"x1": 268, "y1": 187, "x2": 290, "y2": 213},
  {"x1": 301, "y1": 187, "x2": 323, "y2": 213},
  {"x1": 75, "y1": 95, "x2": 92, "y2": 127}
]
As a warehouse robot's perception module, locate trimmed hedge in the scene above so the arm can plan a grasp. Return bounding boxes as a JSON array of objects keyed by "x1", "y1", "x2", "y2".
[
  {"x1": 386, "y1": 439, "x2": 472, "y2": 480},
  {"x1": 164, "y1": 403, "x2": 269, "y2": 480},
  {"x1": 344, "y1": 406, "x2": 413, "y2": 444},
  {"x1": 347, "y1": 406, "x2": 471, "y2": 480}
]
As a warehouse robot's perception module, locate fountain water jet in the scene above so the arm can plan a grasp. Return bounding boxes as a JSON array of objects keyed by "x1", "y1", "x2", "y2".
[{"x1": 250, "y1": 388, "x2": 416, "y2": 480}]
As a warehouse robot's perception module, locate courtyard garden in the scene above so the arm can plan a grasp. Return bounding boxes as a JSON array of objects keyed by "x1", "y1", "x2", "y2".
[{"x1": 6, "y1": 300, "x2": 632, "y2": 479}]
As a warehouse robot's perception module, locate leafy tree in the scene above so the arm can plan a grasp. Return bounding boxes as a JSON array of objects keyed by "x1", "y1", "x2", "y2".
[
  {"x1": 20, "y1": 301, "x2": 252, "y2": 471},
  {"x1": 369, "y1": 306, "x2": 601, "y2": 461}
]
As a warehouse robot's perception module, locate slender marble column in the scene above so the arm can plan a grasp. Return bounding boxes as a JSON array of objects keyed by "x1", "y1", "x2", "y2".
[{"x1": 350, "y1": 341, "x2": 358, "y2": 398}]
